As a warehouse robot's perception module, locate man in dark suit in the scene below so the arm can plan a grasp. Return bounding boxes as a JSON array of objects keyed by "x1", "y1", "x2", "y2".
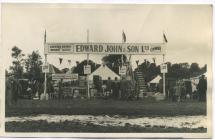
[{"x1": 197, "y1": 75, "x2": 207, "y2": 102}]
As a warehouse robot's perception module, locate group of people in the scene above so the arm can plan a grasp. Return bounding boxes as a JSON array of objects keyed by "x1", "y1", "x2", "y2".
[
  {"x1": 6, "y1": 77, "x2": 44, "y2": 106},
  {"x1": 102, "y1": 77, "x2": 135, "y2": 100},
  {"x1": 6, "y1": 77, "x2": 21, "y2": 106},
  {"x1": 5, "y1": 74, "x2": 207, "y2": 104},
  {"x1": 171, "y1": 75, "x2": 207, "y2": 102}
]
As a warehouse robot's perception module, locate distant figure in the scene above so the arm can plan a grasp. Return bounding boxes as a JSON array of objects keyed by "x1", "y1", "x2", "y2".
[
  {"x1": 197, "y1": 75, "x2": 207, "y2": 102},
  {"x1": 48, "y1": 81, "x2": 54, "y2": 96},
  {"x1": 38, "y1": 81, "x2": 44, "y2": 99},
  {"x1": 6, "y1": 77, "x2": 12, "y2": 107},
  {"x1": 58, "y1": 79, "x2": 63, "y2": 99},
  {"x1": 112, "y1": 77, "x2": 120, "y2": 99},
  {"x1": 126, "y1": 80, "x2": 135, "y2": 100},
  {"x1": 174, "y1": 80, "x2": 184, "y2": 102},
  {"x1": 11, "y1": 78, "x2": 21, "y2": 104},
  {"x1": 120, "y1": 76, "x2": 127, "y2": 100},
  {"x1": 180, "y1": 80, "x2": 186, "y2": 101},
  {"x1": 106, "y1": 77, "x2": 112, "y2": 98},
  {"x1": 32, "y1": 80, "x2": 37, "y2": 97}
]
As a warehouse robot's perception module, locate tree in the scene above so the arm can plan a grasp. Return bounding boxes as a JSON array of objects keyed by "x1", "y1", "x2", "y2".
[
  {"x1": 73, "y1": 59, "x2": 100, "y2": 76},
  {"x1": 137, "y1": 60, "x2": 160, "y2": 82},
  {"x1": 102, "y1": 54, "x2": 127, "y2": 74},
  {"x1": 190, "y1": 63, "x2": 200, "y2": 76},
  {"x1": 10, "y1": 46, "x2": 25, "y2": 79},
  {"x1": 25, "y1": 51, "x2": 43, "y2": 81}
]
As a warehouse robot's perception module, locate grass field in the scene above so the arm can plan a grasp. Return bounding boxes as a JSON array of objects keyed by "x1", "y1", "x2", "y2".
[
  {"x1": 6, "y1": 99, "x2": 206, "y2": 117},
  {"x1": 5, "y1": 99, "x2": 207, "y2": 132}
]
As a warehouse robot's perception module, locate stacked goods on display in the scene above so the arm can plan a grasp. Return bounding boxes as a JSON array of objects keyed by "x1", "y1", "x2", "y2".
[
  {"x1": 134, "y1": 69, "x2": 148, "y2": 98},
  {"x1": 79, "y1": 76, "x2": 87, "y2": 98}
]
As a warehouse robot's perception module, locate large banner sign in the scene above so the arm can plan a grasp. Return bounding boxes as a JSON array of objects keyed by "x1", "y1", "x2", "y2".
[{"x1": 45, "y1": 43, "x2": 166, "y2": 55}]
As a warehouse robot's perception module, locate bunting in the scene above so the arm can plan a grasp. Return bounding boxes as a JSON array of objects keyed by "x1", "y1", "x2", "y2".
[
  {"x1": 59, "y1": 58, "x2": 63, "y2": 64},
  {"x1": 68, "y1": 60, "x2": 71, "y2": 65},
  {"x1": 122, "y1": 30, "x2": 126, "y2": 43},
  {"x1": 136, "y1": 60, "x2": 139, "y2": 66},
  {"x1": 44, "y1": 29, "x2": 46, "y2": 44},
  {"x1": 163, "y1": 32, "x2": 168, "y2": 43},
  {"x1": 152, "y1": 57, "x2": 156, "y2": 63}
]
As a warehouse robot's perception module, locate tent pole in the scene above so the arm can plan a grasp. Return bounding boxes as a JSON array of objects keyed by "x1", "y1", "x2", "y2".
[
  {"x1": 44, "y1": 54, "x2": 47, "y2": 96},
  {"x1": 163, "y1": 54, "x2": 166, "y2": 98},
  {"x1": 86, "y1": 29, "x2": 90, "y2": 99},
  {"x1": 43, "y1": 29, "x2": 48, "y2": 100}
]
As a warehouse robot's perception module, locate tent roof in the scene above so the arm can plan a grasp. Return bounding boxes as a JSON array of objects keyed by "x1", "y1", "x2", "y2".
[
  {"x1": 89, "y1": 65, "x2": 120, "y2": 80},
  {"x1": 190, "y1": 71, "x2": 207, "y2": 80},
  {"x1": 149, "y1": 75, "x2": 162, "y2": 84},
  {"x1": 65, "y1": 67, "x2": 75, "y2": 74},
  {"x1": 49, "y1": 64, "x2": 62, "y2": 74}
]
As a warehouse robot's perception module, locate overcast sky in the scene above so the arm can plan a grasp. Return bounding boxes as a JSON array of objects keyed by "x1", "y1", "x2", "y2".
[{"x1": 2, "y1": 4, "x2": 212, "y2": 70}]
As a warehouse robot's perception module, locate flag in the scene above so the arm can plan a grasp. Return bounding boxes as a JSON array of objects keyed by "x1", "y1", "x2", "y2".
[
  {"x1": 68, "y1": 60, "x2": 71, "y2": 65},
  {"x1": 163, "y1": 33, "x2": 168, "y2": 43},
  {"x1": 44, "y1": 29, "x2": 46, "y2": 43},
  {"x1": 122, "y1": 30, "x2": 126, "y2": 43},
  {"x1": 59, "y1": 58, "x2": 63, "y2": 64},
  {"x1": 152, "y1": 57, "x2": 156, "y2": 63},
  {"x1": 136, "y1": 60, "x2": 139, "y2": 66}
]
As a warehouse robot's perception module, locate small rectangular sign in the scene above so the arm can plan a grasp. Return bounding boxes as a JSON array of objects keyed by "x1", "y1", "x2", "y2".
[
  {"x1": 119, "y1": 66, "x2": 127, "y2": 75},
  {"x1": 160, "y1": 64, "x2": 168, "y2": 73},
  {"x1": 84, "y1": 65, "x2": 91, "y2": 74},
  {"x1": 52, "y1": 74, "x2": 78, "y2": 80},
  {"x1": 42, "y1": 64, "x2": 49, "y2": 73}
]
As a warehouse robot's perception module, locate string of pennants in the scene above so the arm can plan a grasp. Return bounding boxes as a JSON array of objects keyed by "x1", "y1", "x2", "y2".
[
  {"x1": 59, "y1": 58, "x2": 72, "y2": 65},
  {"x1": 59, "y1": 57, "x2": 156, "y2": 65}
]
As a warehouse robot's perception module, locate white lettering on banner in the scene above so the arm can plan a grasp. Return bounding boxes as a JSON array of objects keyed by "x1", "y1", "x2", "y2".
[
  {"x1": 47, "y1": 44, "x2": 74, "y2": 54},
  {"x1": 45, "y1": 43, "x2": 165, "y2": 55},
  {"x1": 52, "y1": 74, "x2": 78, "y2": 80}
]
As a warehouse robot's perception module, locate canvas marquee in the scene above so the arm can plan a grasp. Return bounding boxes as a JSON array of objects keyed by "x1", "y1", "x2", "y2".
[
  {"x1": 149, "y1": 75, "x2": 162, "y2": 84},
  {"x1": 88, "y1": 65, "x2": 120, "y2": 81}
]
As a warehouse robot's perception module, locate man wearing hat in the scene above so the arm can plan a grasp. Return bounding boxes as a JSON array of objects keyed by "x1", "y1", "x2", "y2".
[{"x1": 197, "y1": 75, "x2": 207, "y2": 102}]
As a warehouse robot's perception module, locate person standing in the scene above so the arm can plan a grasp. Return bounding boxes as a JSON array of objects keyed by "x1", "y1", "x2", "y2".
[
  {"x1": 106, "y1": 77, "x2": 112, "y2": 98},
  {"x1": 197, "y1": 75, "x2": 207, "y2": 102},
  {"x1": 58, "y1": 79, "x2": 63, "y2": 100},
  {"x1": 112, "y1": 77, "x2": 120, "y2": 99},
  {"x1": 120, "y1": 76, "x2": 127, "y2": 100},
  {"x1": 11, "y1": 78, "x2": 21, "y2": 104},
  {"x1": 175, "y1": 80, "x2": 182, "y2": 102},
  {"x1": 6, "y1": 77, "x2": 12, "y2": 107}
]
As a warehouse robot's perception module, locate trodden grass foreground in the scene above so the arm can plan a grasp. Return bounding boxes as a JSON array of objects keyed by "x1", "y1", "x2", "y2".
[
  {"x1": 6, "y1": 120, "x2": 207, "y2": 132},
  {"x1": 5, "y1": 99, "x2": 207, "y2": 132},
  {"x1": 6, "y1": 99, "x2": 206, "y2": 117}
]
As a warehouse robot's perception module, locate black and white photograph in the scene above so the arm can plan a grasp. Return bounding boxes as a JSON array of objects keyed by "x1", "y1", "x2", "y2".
[{"x1": 1, "y1": 3, "x2": 213, "y2": 138}]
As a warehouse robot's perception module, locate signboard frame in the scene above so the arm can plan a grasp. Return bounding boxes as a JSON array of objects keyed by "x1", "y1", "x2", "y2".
[
  {"x1": 84, "y1": 65, "x2": 91, "y2": 75},
  {"x1": 160, "y1": 63, "x2": 168, "y2": 73},
  {"x1": 42, "y1": 64, "x2": 49, "y2": 73},
  {"x1": 45, "y1": 42, "x2": 166, "y2": 55},
  {"x1": 52, "y1": 73, "x2": 79, "y2": 80},
  {"x1": 119, "y1": 65, "x2": 127, "y2": 75}
]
